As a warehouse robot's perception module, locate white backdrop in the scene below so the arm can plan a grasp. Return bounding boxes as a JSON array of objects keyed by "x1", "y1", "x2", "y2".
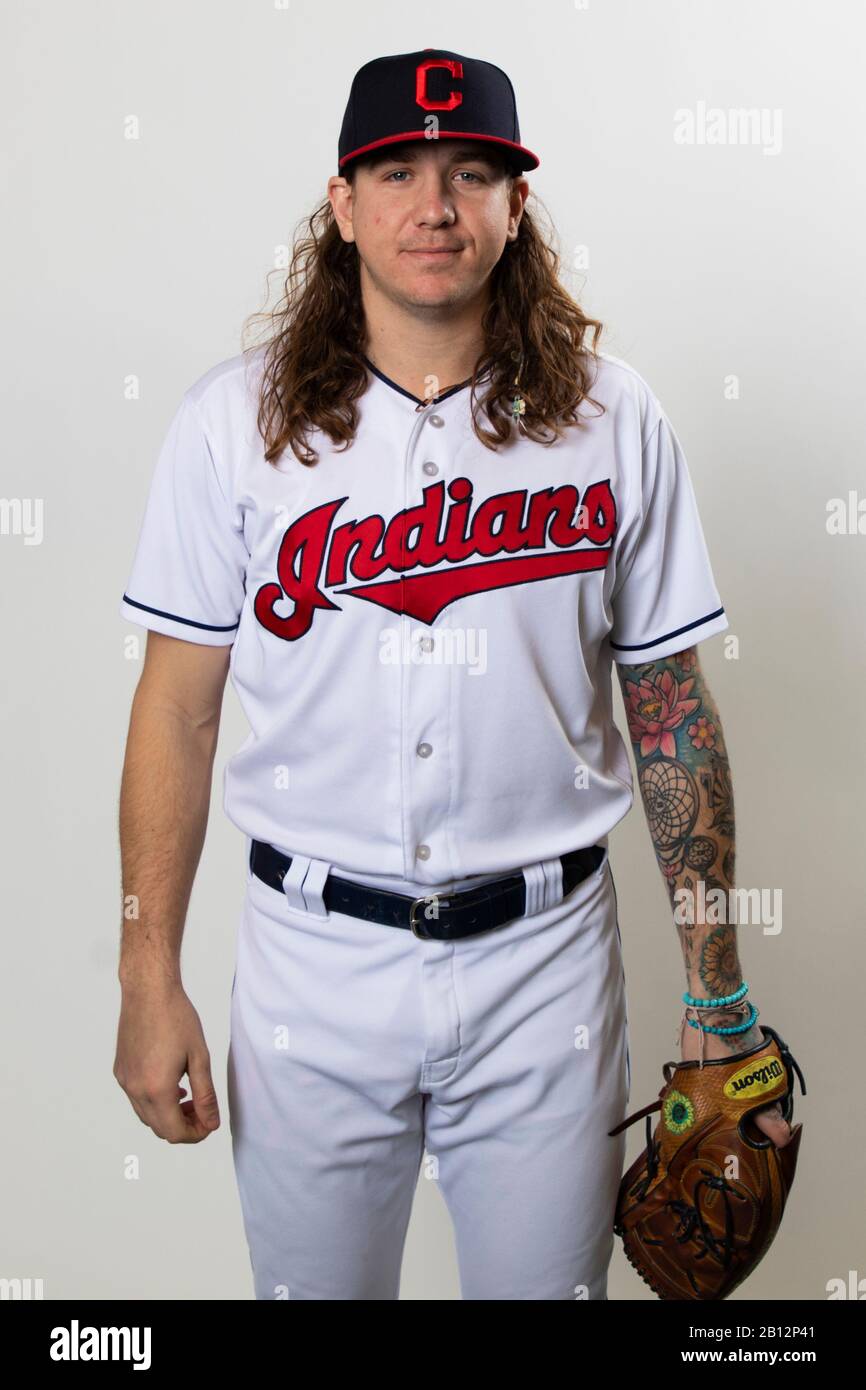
[{"x1": 2, "y1": 0, "x2": 863, "y2": 1300}]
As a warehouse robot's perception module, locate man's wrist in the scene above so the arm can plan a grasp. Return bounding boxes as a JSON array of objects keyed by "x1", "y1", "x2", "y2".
[{"x1": 118, "y1": 957, "x2": 183, "y2": 994}]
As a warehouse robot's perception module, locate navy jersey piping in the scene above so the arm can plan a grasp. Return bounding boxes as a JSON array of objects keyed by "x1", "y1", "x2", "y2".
[
  {"x1": 609, "y1": 607, "x2": 725, "y2": 653},
  {"x1": 362, "y1": 353, "x2": 483, "y2": 407},
  {"x1": 122, "y1": 594, "x2": 239, "y2": 633}
]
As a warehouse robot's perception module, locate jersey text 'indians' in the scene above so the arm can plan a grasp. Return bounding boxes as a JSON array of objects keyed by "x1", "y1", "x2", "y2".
[{"x1": 254, "y1": 474, "x2": 618, "y2": 640}]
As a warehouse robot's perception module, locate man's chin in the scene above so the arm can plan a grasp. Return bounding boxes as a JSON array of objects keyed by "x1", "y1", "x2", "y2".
[
  {"x1": 396, "y1": 275, "x2": 473, "y2": 309},
  {"x1": 405, "y1": 290, "x2": 463, "y2": 309}
]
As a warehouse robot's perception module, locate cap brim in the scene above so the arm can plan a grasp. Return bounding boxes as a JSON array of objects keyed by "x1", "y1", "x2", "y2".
[{"x1": 339, "y1": 129, "x2": 539, "y2": 171}]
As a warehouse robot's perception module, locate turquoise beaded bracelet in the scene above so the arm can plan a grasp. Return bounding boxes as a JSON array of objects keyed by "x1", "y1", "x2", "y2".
[
  {"x1": 685, "y1": 1001, "x2": 759, "y2": 1035},
  {"x1": 682, "y1": 982, "x2": 748, "y2": 1009}
]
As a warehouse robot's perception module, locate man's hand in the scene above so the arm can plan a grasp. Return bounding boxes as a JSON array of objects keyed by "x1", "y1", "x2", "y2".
[
  {"x1": 114, "y1": 980, "x2": 221, "y2": 1142},
  {"x1": 679, "y1": 1014, "x2": 795, "y2": 1149}
]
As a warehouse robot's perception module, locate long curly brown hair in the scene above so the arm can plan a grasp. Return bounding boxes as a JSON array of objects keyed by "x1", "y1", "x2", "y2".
[{"x1": 241, "y1": 150, "x2": 607, "y2": 467}]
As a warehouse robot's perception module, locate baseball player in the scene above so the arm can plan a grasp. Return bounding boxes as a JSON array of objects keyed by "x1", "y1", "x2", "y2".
[{"x1": 115, "y1": 48, "x2": 794, "y2": 1301}]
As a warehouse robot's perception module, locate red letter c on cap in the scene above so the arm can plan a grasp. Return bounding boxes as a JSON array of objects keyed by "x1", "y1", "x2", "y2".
[{"x1": 416, "y1": 59, "x2": 463, "y2": 111}]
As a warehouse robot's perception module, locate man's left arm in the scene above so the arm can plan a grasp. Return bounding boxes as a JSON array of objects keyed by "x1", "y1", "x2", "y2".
[{"x1": 615, "y1": 644, "x2": 793, "y2": 1144}]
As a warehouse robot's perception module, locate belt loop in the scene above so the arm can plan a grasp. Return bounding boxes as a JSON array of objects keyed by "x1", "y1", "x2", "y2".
[
  {"x1": 282, "y1": 854, "x2": 311, "y2": 912},
  {"x1": 301, "y1": 857, "x2": 331, "y2": 918},
  {"x1": 281, "y1": 853, "x2": 331, "y2": 918},
  {"x1": 522, "y1": 856, "x2": 564, "y2": 916}
]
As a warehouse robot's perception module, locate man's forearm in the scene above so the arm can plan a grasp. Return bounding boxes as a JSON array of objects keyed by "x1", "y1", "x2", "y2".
[
  {"x1": 619, "y1": 647, "x2": 746, "y2": 1008},
  {"x1": 118, "y1": 693, "x2": 218, "y2": 990}
]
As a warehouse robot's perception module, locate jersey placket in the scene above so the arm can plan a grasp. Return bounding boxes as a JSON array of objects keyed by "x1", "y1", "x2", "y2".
[{"x1": 400, "y1": 394, "x2": 456, "y2": 891}]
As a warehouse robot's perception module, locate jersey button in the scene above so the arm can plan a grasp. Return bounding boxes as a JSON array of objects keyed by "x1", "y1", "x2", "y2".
[
  {"x1": 419, "y1": 635, "x2": 434, "y2": 653},
  {"x1": 416, "y1": 742, "x2": 432, "y2": 758},
  {"x1": 428, "y1": 414, "x2": 444, "y2": 428},
  {"x1": 422, "y1": 460, "x2": 439, "y2": 475},
  {"x1": 416, "y1": 843, "x2": 431, "y2": 861}
]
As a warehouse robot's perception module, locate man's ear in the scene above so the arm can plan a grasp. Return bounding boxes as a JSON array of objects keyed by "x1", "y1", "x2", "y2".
[
  {"x1": 328, "y1": 175, "x2": 356, "y2": 244},
  {"x1": 506, "y1": 176, "x2": 530, "y2": 241}
]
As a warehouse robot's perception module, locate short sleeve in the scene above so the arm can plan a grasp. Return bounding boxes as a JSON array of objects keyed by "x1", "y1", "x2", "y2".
[
  {"x1": 118, "y1": 392, "x2": 248, "y2": 646},
  {"x1": 608, "y1": 410, "x2": 729, "y2": 664}
]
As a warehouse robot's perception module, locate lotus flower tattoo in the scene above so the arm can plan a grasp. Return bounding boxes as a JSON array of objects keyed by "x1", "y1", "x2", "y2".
[{"x1": 623, "y1": 669, "x2": 702, "y2": 758}]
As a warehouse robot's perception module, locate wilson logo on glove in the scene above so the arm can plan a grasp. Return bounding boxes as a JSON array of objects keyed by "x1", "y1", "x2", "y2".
[{"x1": 724, "y1": 1056, "x2": 785, "y2": 1100}]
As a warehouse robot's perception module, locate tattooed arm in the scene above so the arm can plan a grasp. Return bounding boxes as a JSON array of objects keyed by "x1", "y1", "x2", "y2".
[
  {"x1": 616, "y1": 646, "x2": 761, "y2": 1047},
  {"x1": 615, "y1": 643, "x2": 794, "y2": 1145}
]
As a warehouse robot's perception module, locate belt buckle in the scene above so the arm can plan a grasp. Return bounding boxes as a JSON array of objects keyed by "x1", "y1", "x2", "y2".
[{"x1": 410, "y1": 896, "x2": 433, "y2": 939}]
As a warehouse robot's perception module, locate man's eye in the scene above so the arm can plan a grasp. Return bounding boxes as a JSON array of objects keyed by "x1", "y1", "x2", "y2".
[{"x1": 383, "y1": 169, "x2": 483, "y2": 183}]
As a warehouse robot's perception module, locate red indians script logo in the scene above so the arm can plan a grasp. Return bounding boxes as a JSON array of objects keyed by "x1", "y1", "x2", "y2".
[{"x1": 254, "y1": 476, "x2": 617, "y2": 642}]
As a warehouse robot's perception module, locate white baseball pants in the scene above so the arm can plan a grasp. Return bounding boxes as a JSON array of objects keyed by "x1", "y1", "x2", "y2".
[{"x1": 226, "y1": 839, "x2": 631, "y2": 1300}]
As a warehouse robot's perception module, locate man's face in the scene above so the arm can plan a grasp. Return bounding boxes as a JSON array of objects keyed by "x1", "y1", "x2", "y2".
[{"x1": 328, "y1": 141, "x2": 528, "y2": 312}]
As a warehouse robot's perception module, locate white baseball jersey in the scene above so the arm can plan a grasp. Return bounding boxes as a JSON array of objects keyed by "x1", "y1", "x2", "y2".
[{"x1": 119, "y1": 348, "x2": 729, "y2": 893}]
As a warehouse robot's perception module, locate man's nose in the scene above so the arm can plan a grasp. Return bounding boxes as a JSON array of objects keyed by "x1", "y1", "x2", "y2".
[{"x1": 412, "y1": 172, "x2": 457, "y2": 221}]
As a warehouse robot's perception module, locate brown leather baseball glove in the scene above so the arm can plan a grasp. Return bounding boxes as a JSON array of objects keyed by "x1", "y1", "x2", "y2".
[{"x1": 607, "y1": 1023, "x2": 805, "y2": 1299}]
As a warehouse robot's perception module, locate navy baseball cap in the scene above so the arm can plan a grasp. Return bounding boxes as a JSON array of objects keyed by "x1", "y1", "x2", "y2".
[{"x1": 337, "y1": 48, "x2": 540, "y2": 174}]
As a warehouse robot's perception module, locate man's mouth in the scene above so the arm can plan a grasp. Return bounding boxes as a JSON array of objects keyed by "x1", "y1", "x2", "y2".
[{"x1": 405, "y1": 248, "x2": 462, "y2": 258}]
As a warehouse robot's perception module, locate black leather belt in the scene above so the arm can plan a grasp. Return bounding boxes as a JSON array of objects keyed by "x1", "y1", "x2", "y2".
[{"x1": 249, "y1": 840, "x2": 607, "y2": 942}]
